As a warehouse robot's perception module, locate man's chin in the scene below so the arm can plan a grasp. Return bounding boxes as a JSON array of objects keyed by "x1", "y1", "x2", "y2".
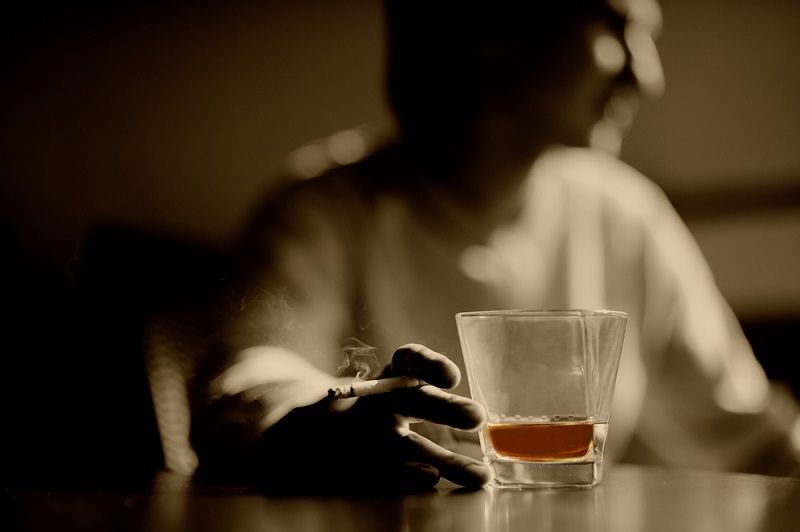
[{"x1": 589, "y1": 120, "x2": 626, "y2": 156}]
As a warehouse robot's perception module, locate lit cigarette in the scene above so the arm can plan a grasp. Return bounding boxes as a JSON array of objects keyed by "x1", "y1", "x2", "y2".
[{"x1": 328, "y1": 376, "x2": 426, "y2": 399}]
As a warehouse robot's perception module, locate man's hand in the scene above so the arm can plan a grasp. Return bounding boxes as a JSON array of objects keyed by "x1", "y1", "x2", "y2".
[{"x1": 259, "y1": 344, "x2": 489, "y2": 493}]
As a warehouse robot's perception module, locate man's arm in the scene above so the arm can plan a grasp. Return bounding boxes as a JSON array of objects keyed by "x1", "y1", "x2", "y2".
[
  {"x1": 631, "y1": 190, "x2": 800, "y2": 474},
  {"x1": 190, "y1": 179, "x2": 491, "y2": 489}
]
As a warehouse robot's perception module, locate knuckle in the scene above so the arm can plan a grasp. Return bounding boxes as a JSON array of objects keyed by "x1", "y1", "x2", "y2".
[
  {"x1": 395, "y1": 343, "x2": 422, "y2": 355},
  {"x1": 401, "y1": 343, "x2": 425, "y2": 352},
  {"x1": 400, "y1": 430, "x2": 419, "y2": 444}
]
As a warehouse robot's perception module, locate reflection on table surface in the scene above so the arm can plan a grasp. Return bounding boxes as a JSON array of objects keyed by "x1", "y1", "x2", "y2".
[{"x1": 7, "y1": 465, "x2": 800, "y2": 532}]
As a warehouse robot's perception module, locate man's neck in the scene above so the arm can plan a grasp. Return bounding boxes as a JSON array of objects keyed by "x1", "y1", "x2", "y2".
[
  {"x1": 428, "y1": 120, "x2": 547, "y2": 225},
  {"x1": 399, "y1": 121, "x2": 548, "y2": 241}
]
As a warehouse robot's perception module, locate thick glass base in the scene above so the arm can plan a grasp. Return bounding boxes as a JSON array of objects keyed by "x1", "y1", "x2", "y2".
[{"x1": 488, "y1": 459, "x2": 601, "y2": 488}]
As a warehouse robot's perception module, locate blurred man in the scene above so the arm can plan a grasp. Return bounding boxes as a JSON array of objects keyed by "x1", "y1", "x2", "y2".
[{"x1": 192, "y1": 0, "x2": 800, "y2": 491}]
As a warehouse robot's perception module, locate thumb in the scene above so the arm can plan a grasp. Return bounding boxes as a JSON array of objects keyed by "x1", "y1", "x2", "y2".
[{"x1": 385, "y1": 344, "x2": 461, "y2": 390}]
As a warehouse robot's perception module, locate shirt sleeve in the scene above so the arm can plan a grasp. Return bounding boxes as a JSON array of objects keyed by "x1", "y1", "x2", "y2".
[
  {"x1": 630, "y1": 188, "x2": 800, "y2": 474},
  {"x1": 190, "y1": 177, "x2": 362, "y2": 475},
  {"x1": 223, "y1": 180, "x2": 359, "y2": 372}
]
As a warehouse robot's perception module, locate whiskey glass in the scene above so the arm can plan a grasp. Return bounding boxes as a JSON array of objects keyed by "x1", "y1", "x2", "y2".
[{"x1": 456, "y1": 310, "x2": 627, "y2": 488}]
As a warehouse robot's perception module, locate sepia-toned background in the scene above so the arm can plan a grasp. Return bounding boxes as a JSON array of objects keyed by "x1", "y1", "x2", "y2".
[
  {"x1": 3, "y1": 0, "x2": 798, "y2": 317},
  {"x1": 2, "y1": 0, "x2": 798, "y2": 481}
]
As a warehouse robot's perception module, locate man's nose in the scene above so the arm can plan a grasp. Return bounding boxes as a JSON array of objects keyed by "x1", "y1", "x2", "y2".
[{"x1": 624, "y1": 24, "x2": 664, "y2": 99}]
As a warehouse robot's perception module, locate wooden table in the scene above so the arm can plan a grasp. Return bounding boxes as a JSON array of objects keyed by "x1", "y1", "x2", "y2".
[{"x1": 6, "y1": 465, "x2": 800, "y2": 532}]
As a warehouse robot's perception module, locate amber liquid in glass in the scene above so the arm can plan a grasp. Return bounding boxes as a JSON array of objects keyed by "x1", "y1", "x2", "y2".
[{"x1": 486, "y1": 421, "x2": 595, "y2": 461}]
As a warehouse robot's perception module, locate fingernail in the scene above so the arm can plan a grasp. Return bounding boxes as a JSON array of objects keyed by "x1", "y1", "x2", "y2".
[
  {"x1": 466, "y1": 463, "x2": 491, "y2": 485},
  {"x1": 419, "y1": 464, "x2": 438, "y2": 476},
  {"x1": 407, "y1": 461, "x2": 438, "y2": 477}
]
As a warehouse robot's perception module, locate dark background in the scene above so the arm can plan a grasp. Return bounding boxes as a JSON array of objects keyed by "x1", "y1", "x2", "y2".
[{"x1": 2, "y1": 0, "x2": 798, "y2": 484}]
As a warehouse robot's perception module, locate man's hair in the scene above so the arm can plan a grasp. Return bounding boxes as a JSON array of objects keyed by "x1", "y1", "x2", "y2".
[
  {"x1": 383, "y1": 1, "x2": 587, "y2": 141},
  {"x1": 383, "y1": 2, "x2": 483, "y2": 142}
]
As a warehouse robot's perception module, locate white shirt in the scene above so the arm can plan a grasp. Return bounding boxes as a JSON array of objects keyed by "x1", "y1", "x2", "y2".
[{"x1": 212, "y1": 144, "x2": 798, "y2": 472}]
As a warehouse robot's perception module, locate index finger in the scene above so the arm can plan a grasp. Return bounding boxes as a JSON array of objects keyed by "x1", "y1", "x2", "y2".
[
  {"x1": 375, "y1": 384, "x2": 486, "y2": 430},
  {"x1": 386, "y1": 344, "x2": 461, "y2": 390}
]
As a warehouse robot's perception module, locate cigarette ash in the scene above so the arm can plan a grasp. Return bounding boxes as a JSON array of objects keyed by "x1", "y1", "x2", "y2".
[{"x1": 336, "y1": 338, "x2": 379, "y2": 381}]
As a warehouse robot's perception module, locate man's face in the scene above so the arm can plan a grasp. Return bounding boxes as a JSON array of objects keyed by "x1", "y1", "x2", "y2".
[
  {"x1": 587, "y1": 0, "x2": 664, "y2": 153},
  {"x1": 487, "y1": 0, "x2": 664, "y2": 155}
]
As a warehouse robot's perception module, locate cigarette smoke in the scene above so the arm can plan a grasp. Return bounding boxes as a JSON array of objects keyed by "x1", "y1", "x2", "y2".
[{"x1": 336, "y1": 337, "x2": 380, "y2": 381}]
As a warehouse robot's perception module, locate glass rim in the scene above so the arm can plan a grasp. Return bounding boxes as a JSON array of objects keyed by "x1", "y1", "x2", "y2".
[{"x1": 456, "y1": 308, "x2": 628, "y2": 319}]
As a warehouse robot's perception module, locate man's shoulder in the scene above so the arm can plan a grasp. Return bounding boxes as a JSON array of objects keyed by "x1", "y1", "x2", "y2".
[
  {"x1": 244, "y1": 129, "x2": 399, "y2": 243},
  {"x1": 263, "y1": 126, "x2": 397, "y2": 209},
  {"x1": 535, "y1": 146, "x2": 671, "y2": 217}
]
